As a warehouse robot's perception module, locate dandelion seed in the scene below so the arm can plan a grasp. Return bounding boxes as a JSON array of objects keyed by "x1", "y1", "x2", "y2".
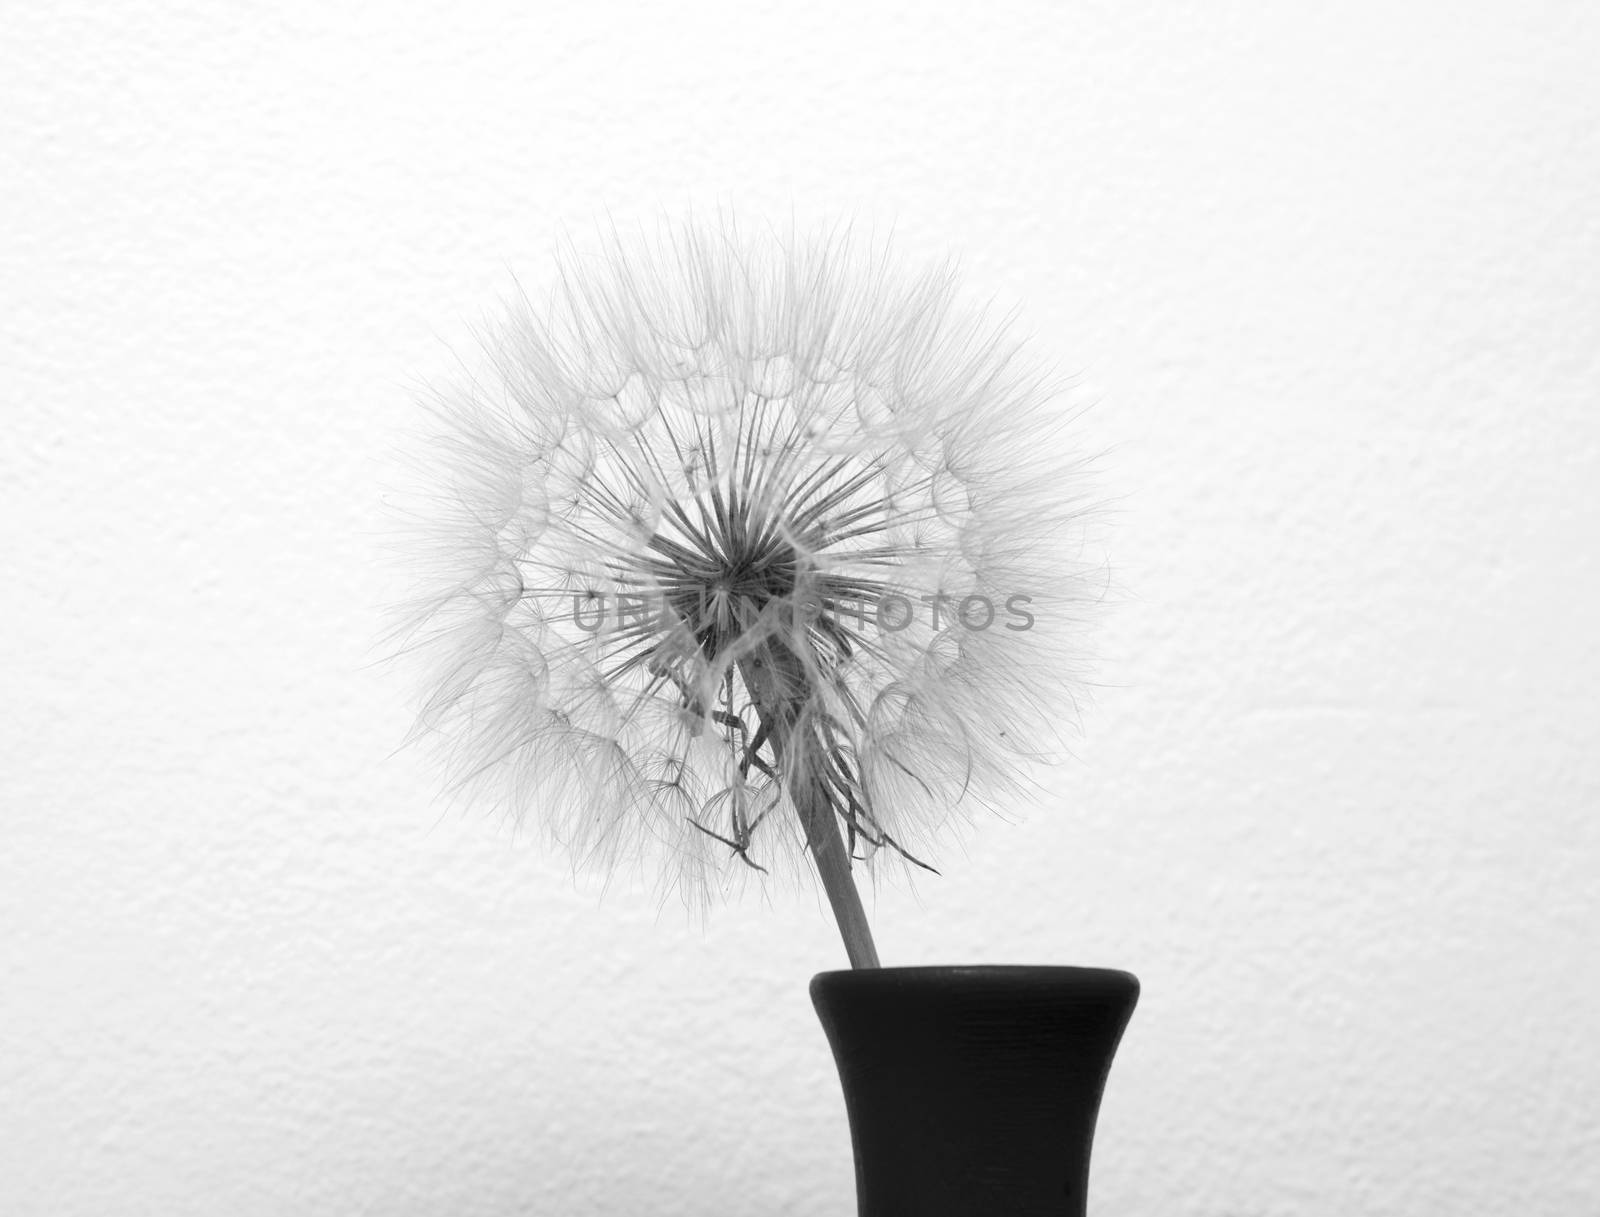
[{"x1": 390, "y1": 217, "x2": 1101, "y2": 968}]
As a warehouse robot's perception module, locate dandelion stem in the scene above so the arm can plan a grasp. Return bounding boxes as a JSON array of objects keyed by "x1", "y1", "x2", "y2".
[
  {"x1": 743, "y1": 650, "x2": 881, "y2": 970},
  {"x1": 794, "y1": 767, "x2": 881, "y2": 970}
]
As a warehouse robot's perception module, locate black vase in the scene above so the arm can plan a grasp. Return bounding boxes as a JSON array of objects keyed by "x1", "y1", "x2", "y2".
[{"x1": 810, "y1": 966, "x2": 1139, "y2": 1217}]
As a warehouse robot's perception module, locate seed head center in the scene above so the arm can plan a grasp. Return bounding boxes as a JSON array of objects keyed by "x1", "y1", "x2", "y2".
[{"x1": 657, "y1": 502, "x2": 806, "y2": 660}]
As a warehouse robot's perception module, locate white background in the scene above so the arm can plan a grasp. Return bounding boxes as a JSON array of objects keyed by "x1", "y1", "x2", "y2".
[{"x1": 4, "y1": 3, "x2": 1598, "y2": 1215}]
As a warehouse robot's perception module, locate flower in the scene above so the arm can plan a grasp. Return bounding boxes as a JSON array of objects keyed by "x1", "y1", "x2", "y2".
[{"x1": 391, "y1": 218, "x2": 1100, "y2": 947}]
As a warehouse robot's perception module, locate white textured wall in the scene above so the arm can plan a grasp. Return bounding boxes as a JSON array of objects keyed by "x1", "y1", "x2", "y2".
[{"x1": 4, "y1": 3, "x2": 1597, "y2": 1214}]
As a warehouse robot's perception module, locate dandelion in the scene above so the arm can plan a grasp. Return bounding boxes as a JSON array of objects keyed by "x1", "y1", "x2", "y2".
[{"x1": 391, "y1": 218, "x2": 1100, "y2": 968}]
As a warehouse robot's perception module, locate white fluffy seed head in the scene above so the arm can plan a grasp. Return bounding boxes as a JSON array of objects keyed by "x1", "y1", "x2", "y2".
[{"x1": 388, "y1": 217, "x2": 1105, "y2": 911}]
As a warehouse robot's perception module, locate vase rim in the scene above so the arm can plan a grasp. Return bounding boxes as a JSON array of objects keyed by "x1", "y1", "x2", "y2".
[{"x1": 811, "y1": 964, "x2": 1139, "y2": 987}]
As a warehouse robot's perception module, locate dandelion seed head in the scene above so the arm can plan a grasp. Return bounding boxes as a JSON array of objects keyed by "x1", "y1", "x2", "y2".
[{"x1": 391, "y1": 217, "x2": 1103, "y2": 911}]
